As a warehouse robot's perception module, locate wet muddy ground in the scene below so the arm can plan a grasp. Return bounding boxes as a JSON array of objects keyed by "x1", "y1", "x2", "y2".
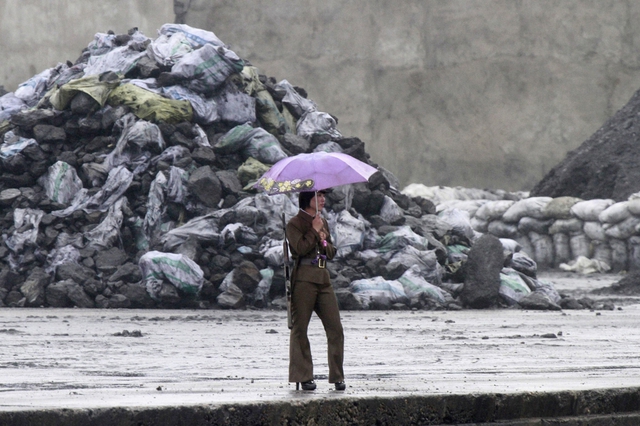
[{"x1": 1, "y1": 271, "x2": 639, "y2": 412}]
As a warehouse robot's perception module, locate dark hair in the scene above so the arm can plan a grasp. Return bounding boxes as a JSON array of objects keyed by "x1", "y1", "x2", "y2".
[{"x1": 298, "y1": 191, "x2": 315, "y2": 210}]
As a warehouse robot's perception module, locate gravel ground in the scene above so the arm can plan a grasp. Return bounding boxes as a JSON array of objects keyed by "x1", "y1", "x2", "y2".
[{"x1": 1, "y1": 271, "x2": 638, "y2": 412}]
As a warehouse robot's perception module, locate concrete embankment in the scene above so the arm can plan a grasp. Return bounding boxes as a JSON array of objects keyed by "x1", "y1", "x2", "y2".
[{"x1": 2, "y1": 388, "x2": 640, "y2": 425}]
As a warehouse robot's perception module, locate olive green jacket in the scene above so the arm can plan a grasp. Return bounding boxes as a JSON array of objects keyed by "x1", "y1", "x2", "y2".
[{"x1": 286, "y1": 209, "x2": 336, "y2": 285}]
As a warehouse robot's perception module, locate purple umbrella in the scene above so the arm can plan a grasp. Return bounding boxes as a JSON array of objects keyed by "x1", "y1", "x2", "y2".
[{"x1": 253, "y1": 151, "x2": 378, "y2": 195}]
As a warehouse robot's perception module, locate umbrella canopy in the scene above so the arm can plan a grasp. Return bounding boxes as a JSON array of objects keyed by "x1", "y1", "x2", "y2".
[{"x1": 254, "y1": 151, "x2": 378, "y2": 195}]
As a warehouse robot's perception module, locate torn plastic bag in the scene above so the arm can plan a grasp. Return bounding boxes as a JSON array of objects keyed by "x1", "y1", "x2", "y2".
[
  {"x1": 251, "y1": 268, "x2": 275, "y2": 307},
  {"x1": 362, "y1": 227, "x2": 381, "y2": 251},
  {"x1": 45, "y1": 244, "x2": 81, "y2": 275},
  {"x1": 49, "y1": 73, "x2": 121, "y2": 111},
  {"x1": 237, "y1": 66, "x2": 264, "y2": 96},
  {"x1": 107, "y1": 83, "x2": 193, "y2": 124},
  {"x1": 148, "y1": 31, "x2": 194, "y2": 67},
  {"x1": 87, "y1": 32, "x2": 117, "y2": 56},
  {"x1": 144, "y1": 168, "x2": 188, "y2": 247},
  {"x1": 84, "y1": 45, "x2": 148, "y2": 77},
  {"x1": 139, "y1": 250, "x2": 204, "y2": 300},
  {"x1": 217, "y1": 271, "x2": 245, "y2": 308},
  {"x1": 232, "y1": 203, "x2": 267, "y2": 228},
  {"x1": 0, "y1": 131, "x2": 38, "y2": 159},
  {"x1": 84, "y1": 197, "x2": 127, "y2": 250},
  {"x1": 349, "y1": 277, "x2": 408, "y2": 310},
  {"x1": 255, "y1": 89, "x2": 290, "y2": 136},
  {"x1": 499, "y1": 267, "x2": 532, "y2": 306},
  {"x1": 192, "y1": 124, "x2": 211, "y2": 147},
  {"x1": 213, "y1": 83, "x2": 256, "y2": 124},
  {"x1": 83, "y1": 166, "x2": 134, "y2": 212},
  {"x1": 47, "y1": 63, "x2": 86, "y2": 90},
  {"x1": 254, "y1": 193, "x2": 298, "y2": 233},
  {"x1": 274, "y1": 79, "x2": 317, "y2": 118},
  {"x1": 0, "y1": 93, "x2": 27, "y2": 123},
  {"x1": 161, "y1": 212, "x2": 221, "y2": 251},
  {"x1": 398, "y1": 265, "x2": 451, "y2": 304},
  {"x1": 353, "y1": 249, "x2": 384, "y2": 262},
  {"x1": 214, "y1": 123, "x2": 287, "y2": 164},
  {"x1": 52, "y1": 166, "x2": 133, "y2": 217},
  {"x1": 326, "y1": 210, "x2": 366, "y2": 258},
  {"x1": 170, "y1": 44, "x2": 245, "y2": 95},
  {"x1": 376, "y1": 226, "x2": 430, "y2": 253},
  {"x1": 55, "y1": 232, "x2": 85, "y2": 249},
  {"x1": 162, "y1": 85, "x2": 218, "y2": 125},
  {"x1": 221, "y1": 223, "x2": 259, "y2": 246},
  {"x1": 144, "y1": 171, "x2": 168, "y2": 247},
  {"x1": 326, "y1": 184, "x2": 354, "y2": 212},
  {"x1": 38, "y1": 161, "x2": 84, "y2": 205},
  {"x1": 387, "y1": 245, "x2": 443, "y2": 285},
  {"x1": 380, "y1": 196, "x2": 404, "y2": 225},
  {"x1": 14, "y1": 68, "x2": 56, "y2": 107},
  {"x1": 102, "y1": 113, "x2": 165, "y2": 173},
  {"x1": 4, "y1": 208, "x2": 44, "y2": 253},
  {"x1": 313, "y1": 141, "x2": 343, "y2": 154},
  {"x1": 447, "y1": 243, "x2": 469, "y2": 263},
  {"x1": 245, "y1": 127, "x2": 288, "y2": 164},
  {"x1": 297, "y1": 109, "x2": 342, "y2": 140},
  {"x1": 260, "y1": 238, "x2": 286, "y2": 268},
  {"x1": 213, "y1": 123, "x2": 254, "y2": 153},
  {"x1": 281, "y1": 104, "x2": 298, "y2": 136},
  {"x1": 159, "y1": 23, "x2": 225, "y2": 49},
  {"x1": 152, "y1": 145, "x2": 191, "y2": 167},
  {"x1": 166, "y1": 166, "x2": 190, "y2": 204}
]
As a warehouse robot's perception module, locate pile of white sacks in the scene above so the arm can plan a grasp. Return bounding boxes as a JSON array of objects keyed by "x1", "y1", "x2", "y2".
[{"x1": 403, "y1": 184, "x2": 640, "y2": 273}]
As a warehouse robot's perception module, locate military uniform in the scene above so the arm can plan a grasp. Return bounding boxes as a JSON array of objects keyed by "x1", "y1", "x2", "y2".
[{"x1": 286, "y1": 209, "x2": 344, "y2": 384}]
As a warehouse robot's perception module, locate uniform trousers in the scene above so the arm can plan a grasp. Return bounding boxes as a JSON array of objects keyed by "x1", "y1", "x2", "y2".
[{"x1": 289, "y1": 280, "x2": 344, "y2": 383}]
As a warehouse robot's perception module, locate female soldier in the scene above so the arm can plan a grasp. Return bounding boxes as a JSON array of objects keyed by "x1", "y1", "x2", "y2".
[{"x1": 286, "y1": 190, "x2": 345, "y2": 391}]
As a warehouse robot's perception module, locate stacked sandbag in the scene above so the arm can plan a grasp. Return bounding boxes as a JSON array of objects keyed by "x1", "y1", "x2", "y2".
[{"x1": 426, "y1": 187, "x2": 640, "y2": 274}]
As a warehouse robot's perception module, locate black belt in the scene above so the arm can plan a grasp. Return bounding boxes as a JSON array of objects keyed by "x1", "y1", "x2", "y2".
[{"x1": 298, "y1": 257, "x2": 327, "y2": 268}]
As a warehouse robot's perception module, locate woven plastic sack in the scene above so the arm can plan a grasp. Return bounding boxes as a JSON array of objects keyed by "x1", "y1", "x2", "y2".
[{"x1": 139, "y1": 251, "x2": 204, "y2": 300}]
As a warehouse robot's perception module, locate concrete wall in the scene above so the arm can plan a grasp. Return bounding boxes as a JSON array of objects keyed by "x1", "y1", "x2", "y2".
[
  {"x1": 0, "y1": 0, "x2": 173, "y2": 89},
  {"x1": 178, "y1": 0, "x2": 640, "y2": 192},
  {"x1": 3, "y1": 1, "x2": 640, "y2": 192}
]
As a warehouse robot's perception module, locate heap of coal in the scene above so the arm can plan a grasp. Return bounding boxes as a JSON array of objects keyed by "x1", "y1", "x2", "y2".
[
  {"x1": 531, "y1": 88, "x2": 640, "y2": 202},
  {"x1": 0, "y1": 24, "x2": 575, "y2": 311}
]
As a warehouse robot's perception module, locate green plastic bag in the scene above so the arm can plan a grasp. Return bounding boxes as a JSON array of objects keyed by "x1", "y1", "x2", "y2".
[{"x1": 107, "y1": 83, "x2": 193, "y2": 124}]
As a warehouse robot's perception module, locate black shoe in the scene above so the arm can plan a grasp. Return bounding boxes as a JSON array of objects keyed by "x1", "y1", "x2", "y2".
[
  {"x1": 299, "y1": 380, "x2": 316, "y2": 391},
  {"x1": 334, "y1": 382, "x2": 346, "y2": 391}
]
